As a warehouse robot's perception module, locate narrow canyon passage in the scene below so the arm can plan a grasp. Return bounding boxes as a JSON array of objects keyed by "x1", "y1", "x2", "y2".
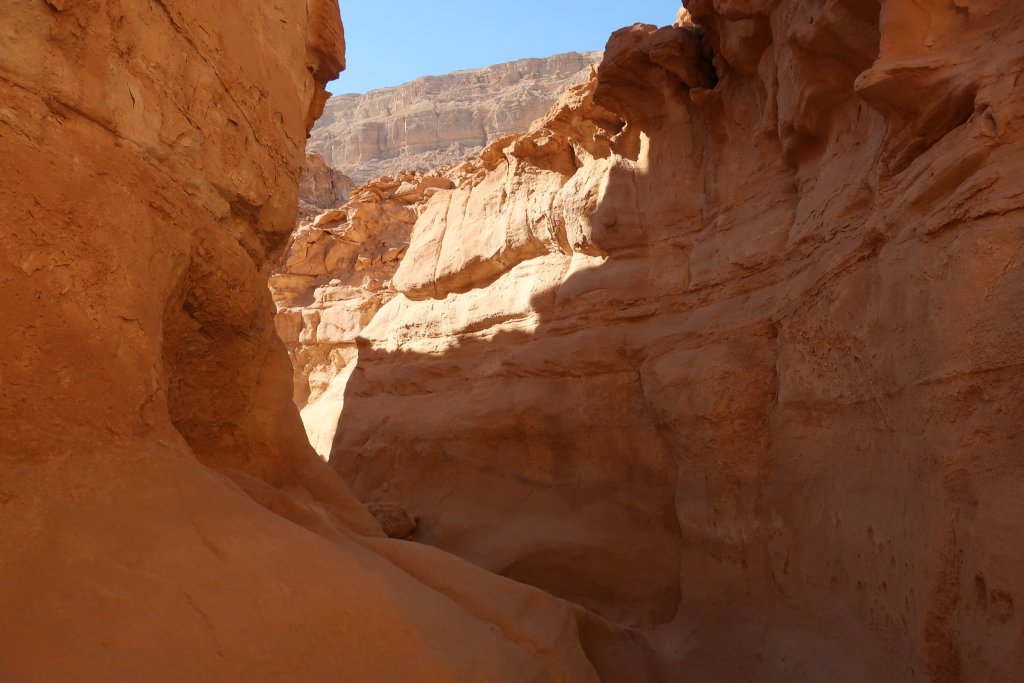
[
  {"x1": 1, "y1": 1, "x2": 1023, "y2": 682},
  {"x1": 276, "y1": 1, "x2": 1024, "y2": 680}
]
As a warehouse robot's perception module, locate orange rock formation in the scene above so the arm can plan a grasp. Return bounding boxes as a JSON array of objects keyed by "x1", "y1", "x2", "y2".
[
  {"x1": 283, "y1": 1, "x2": 1024, "y2": 680},
  {"x1": 4, "y1": 0, "x2": 1024, "y2": 680},
  {"x1": 271, "y1": 172, "x2": 453, "y2": 455},
  {"x1": 0, "y1": 2, "x2": 616, "y2": 681}
]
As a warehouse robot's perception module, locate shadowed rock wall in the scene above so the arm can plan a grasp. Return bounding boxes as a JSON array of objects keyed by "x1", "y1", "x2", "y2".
[{"x1": 298, "y1": 152, "x2": 356, "y2": 221}]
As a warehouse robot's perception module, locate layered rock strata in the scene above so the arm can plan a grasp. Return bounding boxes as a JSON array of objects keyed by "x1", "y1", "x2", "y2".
[
  {"x1": 292, "y1": 2, "x2": 1024, "y2": 680},
  {"x1": 0, "y1": 3, "x2": 623, "y2": 681},
  {"x1": 309, "y1": 51, "x2": 602, "y2": 183}
]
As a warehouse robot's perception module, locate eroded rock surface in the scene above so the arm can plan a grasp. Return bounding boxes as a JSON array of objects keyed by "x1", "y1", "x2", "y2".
[
  {"x1": 271, "y1": 172, "x2": 454, "y2": 456},
  {"x1": 293, "y1": 2, "x2": 1024, "y2": 680},
  {"x1": 309, "y1": 51, "x2": 602, "y2": 183},
  {"x1": 0, "y1": 3, "x2": 616, "y2": 681},
  {"x1": 366, "y1": 502, "x2": 419, "y2": 540}
]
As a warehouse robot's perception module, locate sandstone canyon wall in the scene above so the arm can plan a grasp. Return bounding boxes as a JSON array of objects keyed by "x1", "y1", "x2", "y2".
[
  {"x1": 272, "y1": 172, "x2": 454, "y2": 455},
  {"x1": 309, "y1": 51, "x2": 602, "y2": 183},
  {"x1": 280, "y1": 1, "x2": 1024, "y2": 680},
  {"x1": 0, "y1": 3, "x2": 621, "y2": 681}
]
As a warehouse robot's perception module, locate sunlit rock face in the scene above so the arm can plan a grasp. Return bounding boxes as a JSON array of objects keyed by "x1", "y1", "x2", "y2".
[
  {"x1": 0, "y1": 2, "x2": 615, "y2": 681},
  {"x1": 308, "y1": 2, "x2": 1024, "y2": 680},
  {"x1": 309, "y1": 51, "x2": 602, "y2": 183},
  {"x1": 271, "y1": 172, "x2": 454, "y2": 456}
]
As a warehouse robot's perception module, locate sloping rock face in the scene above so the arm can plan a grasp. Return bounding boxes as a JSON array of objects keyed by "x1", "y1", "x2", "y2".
[
  {"x1": 271, "y1": 173, "x2": 453, "y2": 456},
  {"x1": 297, "y1": 153, "x2": 355, "y2": 222},
  {"x1": 309, "y1": 51, "x2": 602, "y2": 183},
  {"x1": 0, "y1": 3, "x2": 614, "y2": 681},
  {"x1": 324, "y1": 2, "x2": 1024, "y2": 680}
]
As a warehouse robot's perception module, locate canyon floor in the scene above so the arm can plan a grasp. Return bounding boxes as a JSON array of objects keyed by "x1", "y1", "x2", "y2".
[{"x1": 2, "y1": 1, "x2": 1024, "y2": 682}]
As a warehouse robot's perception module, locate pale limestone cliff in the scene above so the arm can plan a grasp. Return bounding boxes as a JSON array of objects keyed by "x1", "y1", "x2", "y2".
[
  {"x1": 280, "y1": 2, "x2": 1024, "y2": 680},
  {"x1": 309, "y1": 51, "x2": 602, "y2": 183}
]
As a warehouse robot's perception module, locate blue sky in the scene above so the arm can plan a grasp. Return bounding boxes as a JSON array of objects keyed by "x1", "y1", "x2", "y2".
[{"x1": 331, "y1": 1, "x2": 680, "y2": 94}]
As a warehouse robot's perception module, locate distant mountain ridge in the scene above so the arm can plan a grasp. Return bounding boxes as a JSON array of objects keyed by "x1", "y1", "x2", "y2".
[{"x1": 309, "y1": 51, "x2": 602, "y2": 183}]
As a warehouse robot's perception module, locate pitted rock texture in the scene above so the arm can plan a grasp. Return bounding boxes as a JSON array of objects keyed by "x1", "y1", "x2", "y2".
[
  {"x1": 309, "y1": 51, "x2": 601, "y2": 184},
  {"x1": 366, "y1": 502, "x2": 419, "y2": 540},
  {"x1": 0, "y1": 3, "x2": 619, "y2": 681},
  {"x1": 303, "y1": 3, "x2": 1024, "y2": 681},
  {"x1": 298, "y1": 153, "x2": 355, "y2": 222}
]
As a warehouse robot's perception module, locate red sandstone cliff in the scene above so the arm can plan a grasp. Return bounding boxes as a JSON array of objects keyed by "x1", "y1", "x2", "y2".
[
  {"x1": 277, "y1": 1, "x2": 1024, "y2": 680},
  {"x1": 6, "y1": 0, "x2": 1024, "y2": 680},
  {"x1": 0, "y1": 2, "x2": 614, "y2": 681}
]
